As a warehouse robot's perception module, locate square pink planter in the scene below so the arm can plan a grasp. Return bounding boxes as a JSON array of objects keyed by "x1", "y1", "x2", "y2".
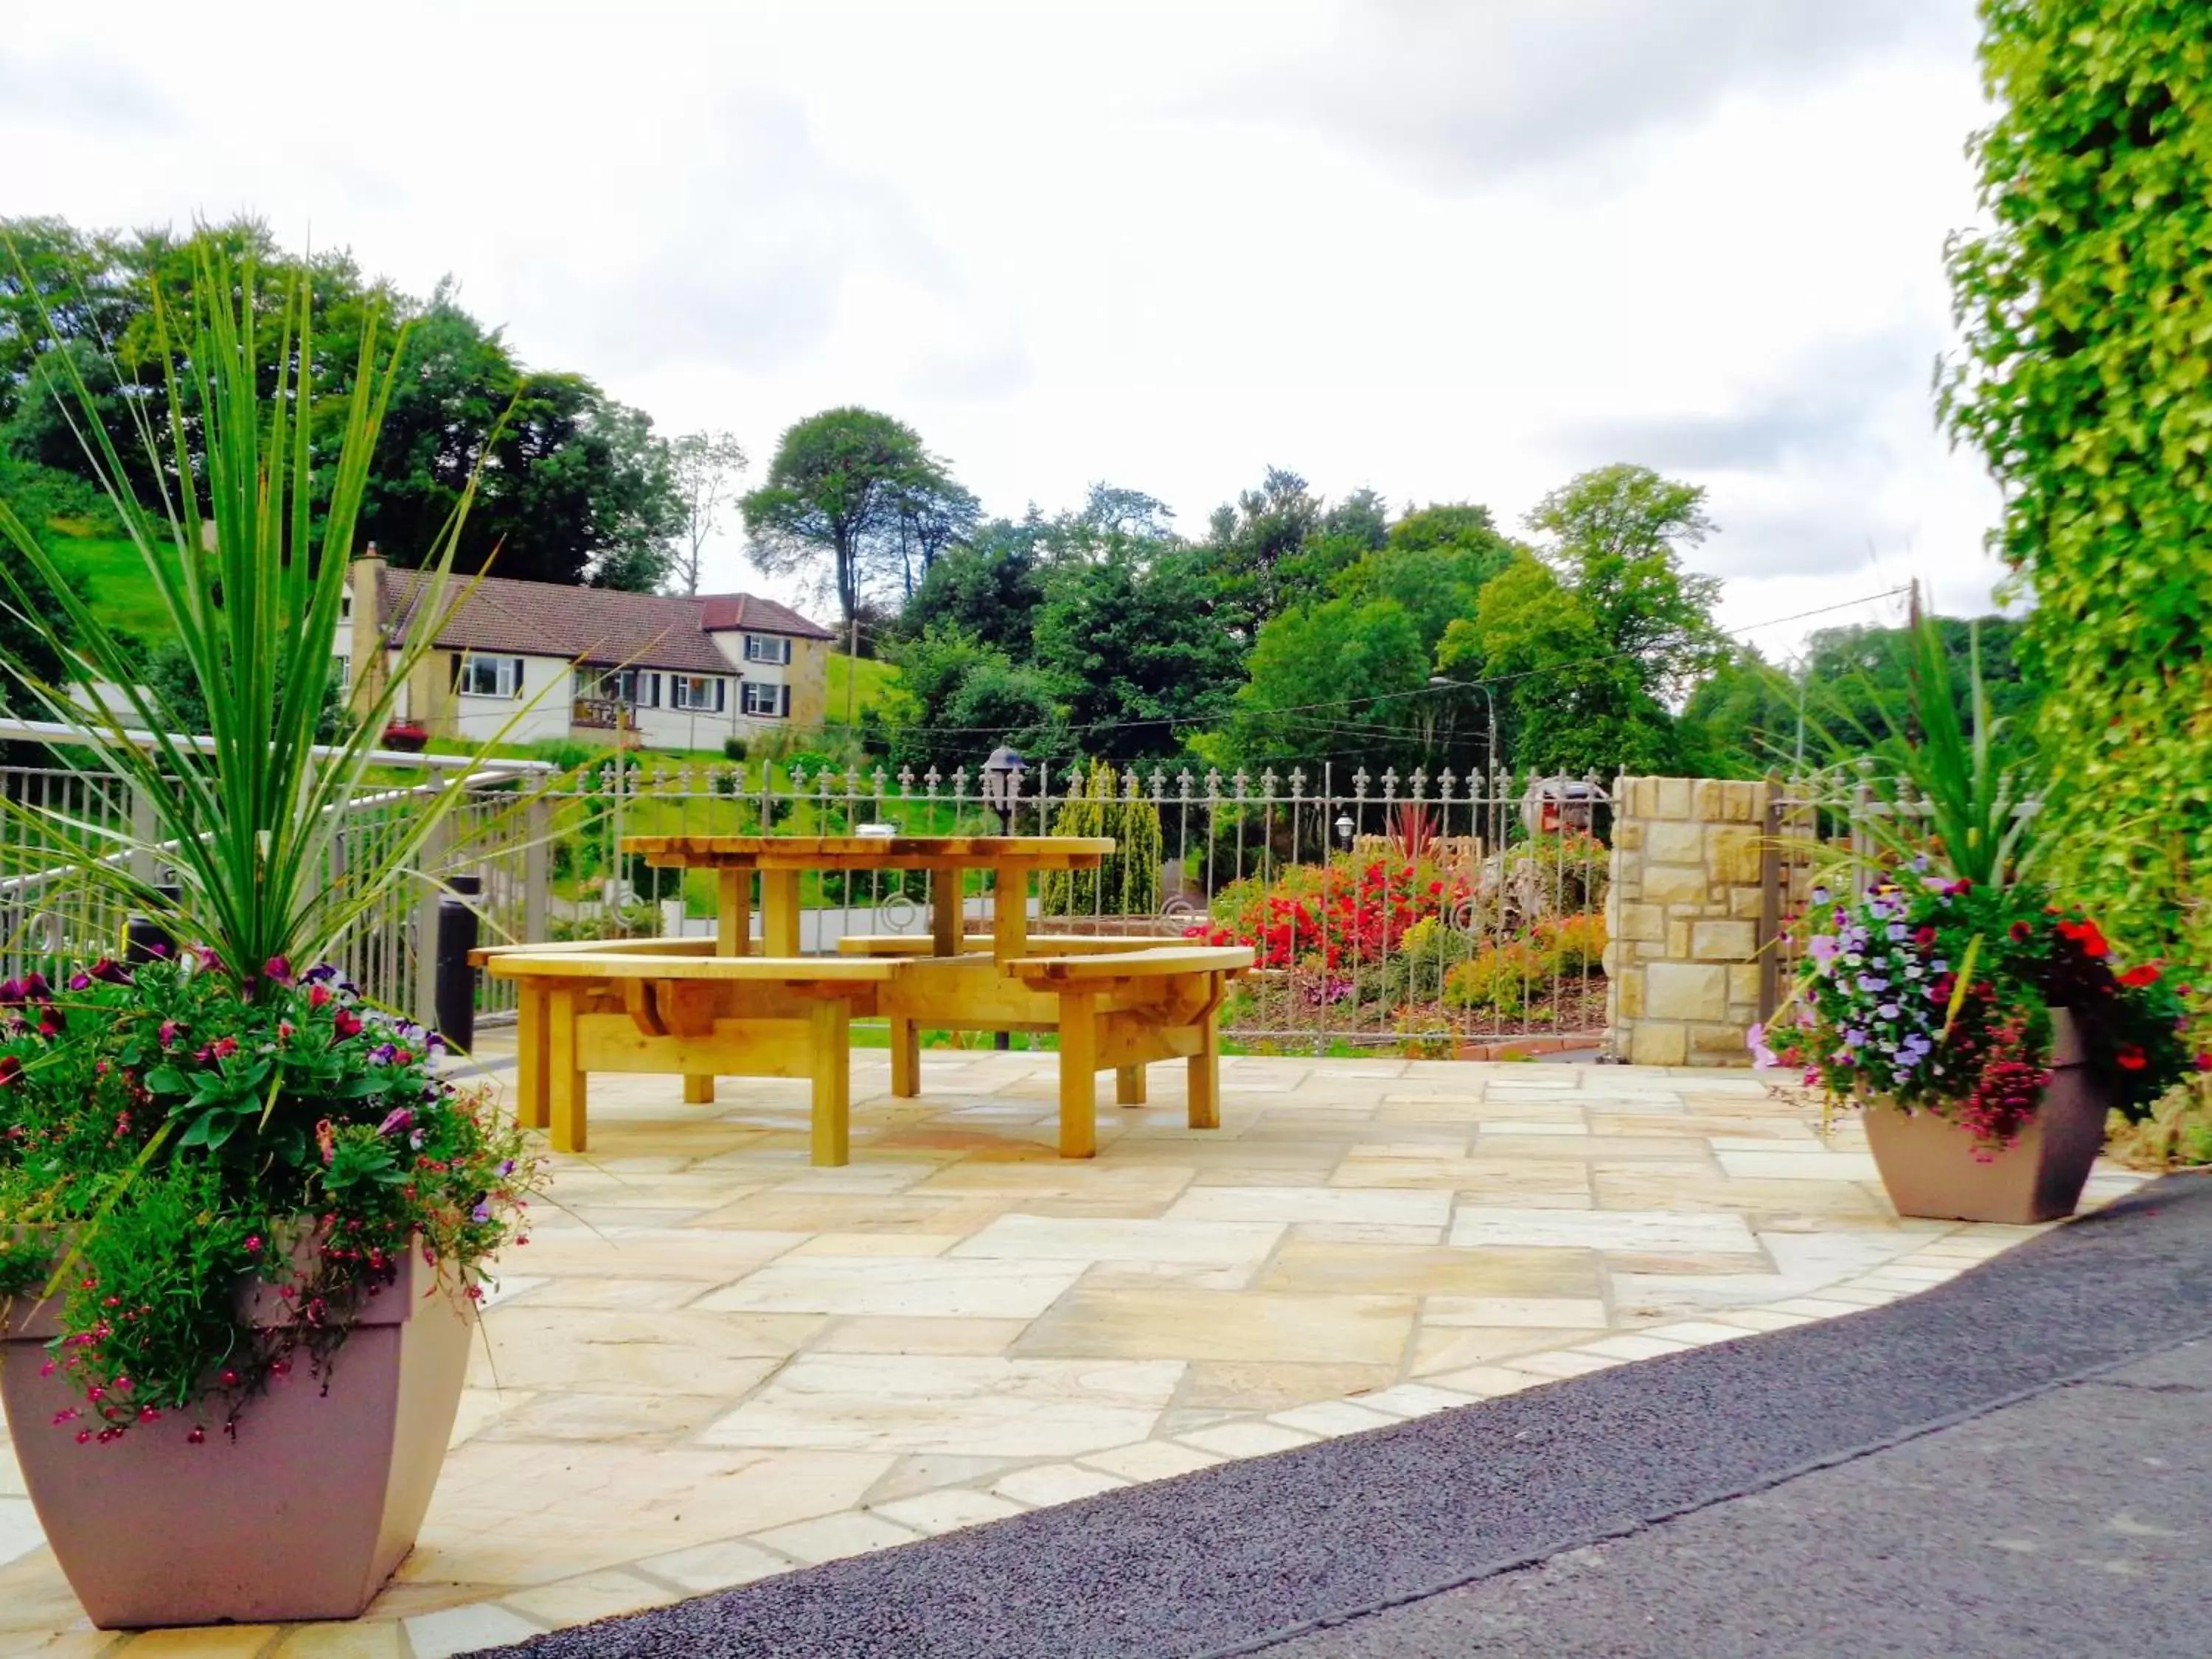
[{"x1": 1, "y1": 1246, "x2": 474, "y2": 1629}]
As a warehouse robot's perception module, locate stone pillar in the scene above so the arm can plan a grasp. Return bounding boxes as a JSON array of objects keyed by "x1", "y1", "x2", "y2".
[{"x1": 1605, "y1": 776, "x2": 1769, "y2": 1067}]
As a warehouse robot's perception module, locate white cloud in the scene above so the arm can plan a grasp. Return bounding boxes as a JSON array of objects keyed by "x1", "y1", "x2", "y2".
[{"x1": 1, "y1": 0, "x2": 2006, "y2": 649}]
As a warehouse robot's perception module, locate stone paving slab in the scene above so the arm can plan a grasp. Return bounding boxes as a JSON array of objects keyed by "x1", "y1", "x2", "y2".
[{"x1": 0, "y1": 1049, "x2": 2146, "y2": 1655}]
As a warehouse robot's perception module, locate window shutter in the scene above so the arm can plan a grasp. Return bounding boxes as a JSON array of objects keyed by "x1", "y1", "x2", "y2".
[
  {"x1": 714, "y1": 678, "x2": 726, "y2": 712},
  {"x1": 779, "y1": 684, "x2": 791, "y2": 718},
  {"x1": 448, "y1": 655, "x2": 462, "y2": 691},
  {"x1": 511, "y1": 657, "x2": 526, "y2": 695},
  {"x1": 647, "y1": 673, "x2": 661, "y2": 709},
  {"x1": 781, "y1": 638, "x2": 793, "y2": 664}
]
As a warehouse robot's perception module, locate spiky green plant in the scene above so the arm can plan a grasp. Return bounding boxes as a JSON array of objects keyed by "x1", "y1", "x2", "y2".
[
  {"x1": 0, "y1": 234, "x2": 501, "y2": 994},
  {"x1": 1811, "y1": 610, "x2": 2041, "y2": 888}
]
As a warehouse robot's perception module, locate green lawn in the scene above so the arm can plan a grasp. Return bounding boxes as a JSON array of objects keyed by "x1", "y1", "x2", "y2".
[
  {"x1": 43, "y1": 532, "x2": 181, "y2": 644},
  {"x1": 826, "y1": 653, "x2": 900, "y2": 727}
]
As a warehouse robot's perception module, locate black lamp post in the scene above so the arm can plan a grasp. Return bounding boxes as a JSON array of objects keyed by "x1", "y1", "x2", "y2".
[{"x1": 982, "y1": 746, "x2": 1026, "y2": 834}]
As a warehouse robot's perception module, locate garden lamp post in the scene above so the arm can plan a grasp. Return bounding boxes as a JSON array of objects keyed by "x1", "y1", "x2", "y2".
[
  {"x1": 982, "y1": 745, "x2": 1026, "y2": 835},
  {"x1": 1335, "y1": 812, "x2": 1354, "y2": 851}
]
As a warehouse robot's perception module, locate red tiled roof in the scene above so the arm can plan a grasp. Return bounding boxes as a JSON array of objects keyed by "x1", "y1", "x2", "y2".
[
  {"x1": 370, "y1": 568, "x2": 831, "y2": 673},
  {"x1": 697, "y1": 593, "x2": 837, "y2": 640}
]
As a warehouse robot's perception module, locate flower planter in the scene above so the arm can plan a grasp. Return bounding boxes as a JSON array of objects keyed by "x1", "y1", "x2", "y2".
[
  {"x1": 1863, "y1": 1009, "x2": 2109, "y2": 1225},
  {"x1": 0, "y1": 1244, "x2": 473, "y2": 1629}
]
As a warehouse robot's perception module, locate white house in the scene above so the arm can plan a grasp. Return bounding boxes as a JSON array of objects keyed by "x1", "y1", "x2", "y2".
[{"x1": 344, "y1": 552, "x2": 835, "y2": 751}]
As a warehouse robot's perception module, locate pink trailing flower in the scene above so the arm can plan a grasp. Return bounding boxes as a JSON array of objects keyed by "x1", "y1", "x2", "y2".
[
  {"x1": 262, "y1": 956, "x2": 294, "y2": 984},
  {"x1": 377, "y1": 1107, "x2": 414, "y2": 1138}
]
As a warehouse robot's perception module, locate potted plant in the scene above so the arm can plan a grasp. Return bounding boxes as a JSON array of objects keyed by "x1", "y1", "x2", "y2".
[
  {"x1": 1757, "y1": 612, "x2": 2205, "y2": 1220},
  {"x1": 1767, "y1": 872, "x2": 2199, "y2": 1221},
  {"x1": 0, "y1": 237, "x2": 545, "y2": 1626}
]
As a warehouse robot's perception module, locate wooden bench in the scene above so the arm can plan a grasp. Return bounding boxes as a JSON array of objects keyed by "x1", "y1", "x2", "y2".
[
  {"x1": 483, "y1": 951, "x2": 895, "y2": 1163},
  {"x1": 1007, "y1": 945, "x2": 1252, "y2": 1150}
]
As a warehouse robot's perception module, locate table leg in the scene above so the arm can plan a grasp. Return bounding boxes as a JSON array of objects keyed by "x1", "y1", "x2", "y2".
[
  {"x1": 717, "y1": 869, "x2": 751, "y2": 956},
  {"x1": 1058, "y1": 990, "x2": 1099, "y2": 1158},
  {"x1": 1116, "y1": 1065, "x2": 1147, "y2": 1107},
  {"x1": 810, "y1": 999, "x2": 852, "y2": 1166},
  {"x1": 889, "y1": 1015, "x2": 920, "y2": 1098},
  {"x1": 930, "y1": 868, "x2": 964, "y2": 956},
  {"x1": 548, "y1": 987, "x2": 588, "y2": 1153},
  {"x1": 684, "y1": 1074, "x2": 716, "y2": 1104},
  {"x1": 1187, "y1": 998, "x2": 1220, "y2": 1131},
  {"x1": 761, "y1": 869, "x2": 801, "y2": 956},
  {"x1": 992, "y1": 860, "x2": 1031, "y2": 961},
  {"x1": 515, "y1": 982, "x2": 549, "y2": 1130}
]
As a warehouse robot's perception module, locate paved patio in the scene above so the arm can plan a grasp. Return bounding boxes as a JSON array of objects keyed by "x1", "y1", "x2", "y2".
[{"x1": 0, "y1": 1048, "x2": 2146, "y2": 1658}]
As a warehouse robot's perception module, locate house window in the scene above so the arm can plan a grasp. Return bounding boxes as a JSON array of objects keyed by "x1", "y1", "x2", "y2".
[
  {"x1": 741, "y1": 681, "x2": 790, "y2": 718},
  {"x1": 743, "y1": 634, "x2": 792, "y2": 665},
  {"x1": 335, "y1": 655, "x2": 350, "y2": 687},
  {"x1": 459, "y1": 654, "x2": 524, "y2": 698},
  {"x1": 591, "y1": 668, "x2": 660, "y2": 707},
  {"x1": 671, "y1": 675, "x2": 726, "y2": 712}
]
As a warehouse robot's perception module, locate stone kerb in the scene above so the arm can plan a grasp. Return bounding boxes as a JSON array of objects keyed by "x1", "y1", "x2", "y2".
[{"x1": 1605, "y1": 776, "x2": 1769, "y2": 1067}]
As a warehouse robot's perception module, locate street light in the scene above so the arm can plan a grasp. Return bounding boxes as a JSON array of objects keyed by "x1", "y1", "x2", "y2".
[{"x1": 981, "y1": 745, "x2": 1026, "y2": 834}]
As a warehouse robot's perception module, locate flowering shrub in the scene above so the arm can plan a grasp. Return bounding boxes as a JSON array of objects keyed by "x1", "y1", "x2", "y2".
[
  {"x1": 1441, "y1": 939, "x2": 1553, "y2": 1015},
  {"x1": 0, "y1": 956, "x2": 542, "y2": 1444},
  {"x1": 1761, "y1": 870, "x2": 2204, "y2": 1152},
  {"x1": 1192, "y1": 853, "x2": 1472, "y2": 971},
  {"x1": 1441, "y1": 913, "x2": 1607, "y2": 1015}
]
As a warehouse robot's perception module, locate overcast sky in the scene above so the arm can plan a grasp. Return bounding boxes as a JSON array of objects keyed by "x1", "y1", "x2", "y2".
[{"x1": 4, "y1": 0, "x2": 2006, "y2": 658}]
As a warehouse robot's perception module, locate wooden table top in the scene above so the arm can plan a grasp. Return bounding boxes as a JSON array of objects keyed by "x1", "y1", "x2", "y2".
[{"x1": 625, "y1": 835, "x2": 1116, "y2": 872}]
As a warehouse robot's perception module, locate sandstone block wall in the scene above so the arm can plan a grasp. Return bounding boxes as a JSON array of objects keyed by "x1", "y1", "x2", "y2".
[{"x1": 1604, "y1": 776, "x2": 1770, "y2": 1067}]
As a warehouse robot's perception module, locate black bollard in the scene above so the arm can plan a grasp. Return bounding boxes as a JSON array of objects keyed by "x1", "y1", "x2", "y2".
[
  {"x1": 124, "y1": 883, "x2": 182, "y2": 964},
  {"x1": 434, "y1": 874, "x2": 483, "y2": 1054}
]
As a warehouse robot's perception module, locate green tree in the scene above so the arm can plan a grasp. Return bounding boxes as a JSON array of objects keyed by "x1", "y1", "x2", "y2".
[
  {"x1": 882, "y1": 627, "x2": 1058, "y2": 776},
  {"x1": 1440, "y1": 551, "x2": 1679, "y2": 779},
  {"x1": 742, "y1": 406, "x2": 944, "y2": 640},
  {"x1": 903, "y1": 518, "x2": 1048, "y2": 652},
  {"x1": 1940, "y1": 0, "x2": 2212, "y2": 961},
  {"x1": 362, "y1": 295, "x2": 680, "y2": 589},
  {"x1": 1676, "y1": 646, "x2": 1804, "y2": 779},
  {"x1": 1223, "y1": 594, "x2": 1430, "y2": 770},
  {"x1": 1526, "y1": 464, "x2": 1726, "y2": 702},
  {"x1": 667, "y1": 430, "x2": 749, "y2": 596},
  {"x1": 4, "y1": 218, "x2": 684, "y2": 591},
  {"x1": 1032, "y1": 546, "x2": 1244, "y2": 762},
  {"x1": 1335, "y1": 504, "x2": 1515, "y2": 658},
  {"x1": 1203, "y1": 465, "x2": 1323, "y2": 636}
]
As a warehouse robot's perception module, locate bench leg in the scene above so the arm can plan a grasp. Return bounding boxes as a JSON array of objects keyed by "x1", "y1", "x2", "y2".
[
  {"x1": 1187, "y1": 1003, "x2": 1220, "y2": 1131},
  {"x1": 1116, "y1": 1064, "x2": 1147, "y2": 1107},
  {"x1": 1058, "y1": 991, "x2": 1099, "y2": 1158},
  {"x1": 889, "y1": 1015, "x2": 920, "y2": 1098},
  {"x1": 810, "y1": 1001, "x2": 852, "y2": 1166},
  {"x1": 684, "y1": 1074, "x2": 716, "y2": 1104},
  {"x1": 515, "y1": 983, "x2": 549, "y2": 1130},
  {"x1": 548, "y1": 987, "x2": 588, "y2": 1153}
]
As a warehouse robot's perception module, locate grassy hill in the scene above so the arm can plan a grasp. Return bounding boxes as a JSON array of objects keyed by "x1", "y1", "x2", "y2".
[
  {"x1": 826, "y1": 652, "x2": 900, "y2": 728},
  {"x1": 39, "y1": 530, "x2": 181, "y2": 645}
]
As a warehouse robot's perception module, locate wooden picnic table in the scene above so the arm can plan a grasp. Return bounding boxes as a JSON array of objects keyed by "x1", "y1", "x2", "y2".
[
  {"x1": 481, "y1": 834, "x2": 1249, "y2": 1164},
  {"x1": 622, "y1": 835, "x2": 1115, "y2": 963}
]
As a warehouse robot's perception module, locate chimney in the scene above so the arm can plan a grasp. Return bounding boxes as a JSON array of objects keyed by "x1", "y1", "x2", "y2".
[{"x1": 349, "y1": 543, "x2": 389, "y2": 715}]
